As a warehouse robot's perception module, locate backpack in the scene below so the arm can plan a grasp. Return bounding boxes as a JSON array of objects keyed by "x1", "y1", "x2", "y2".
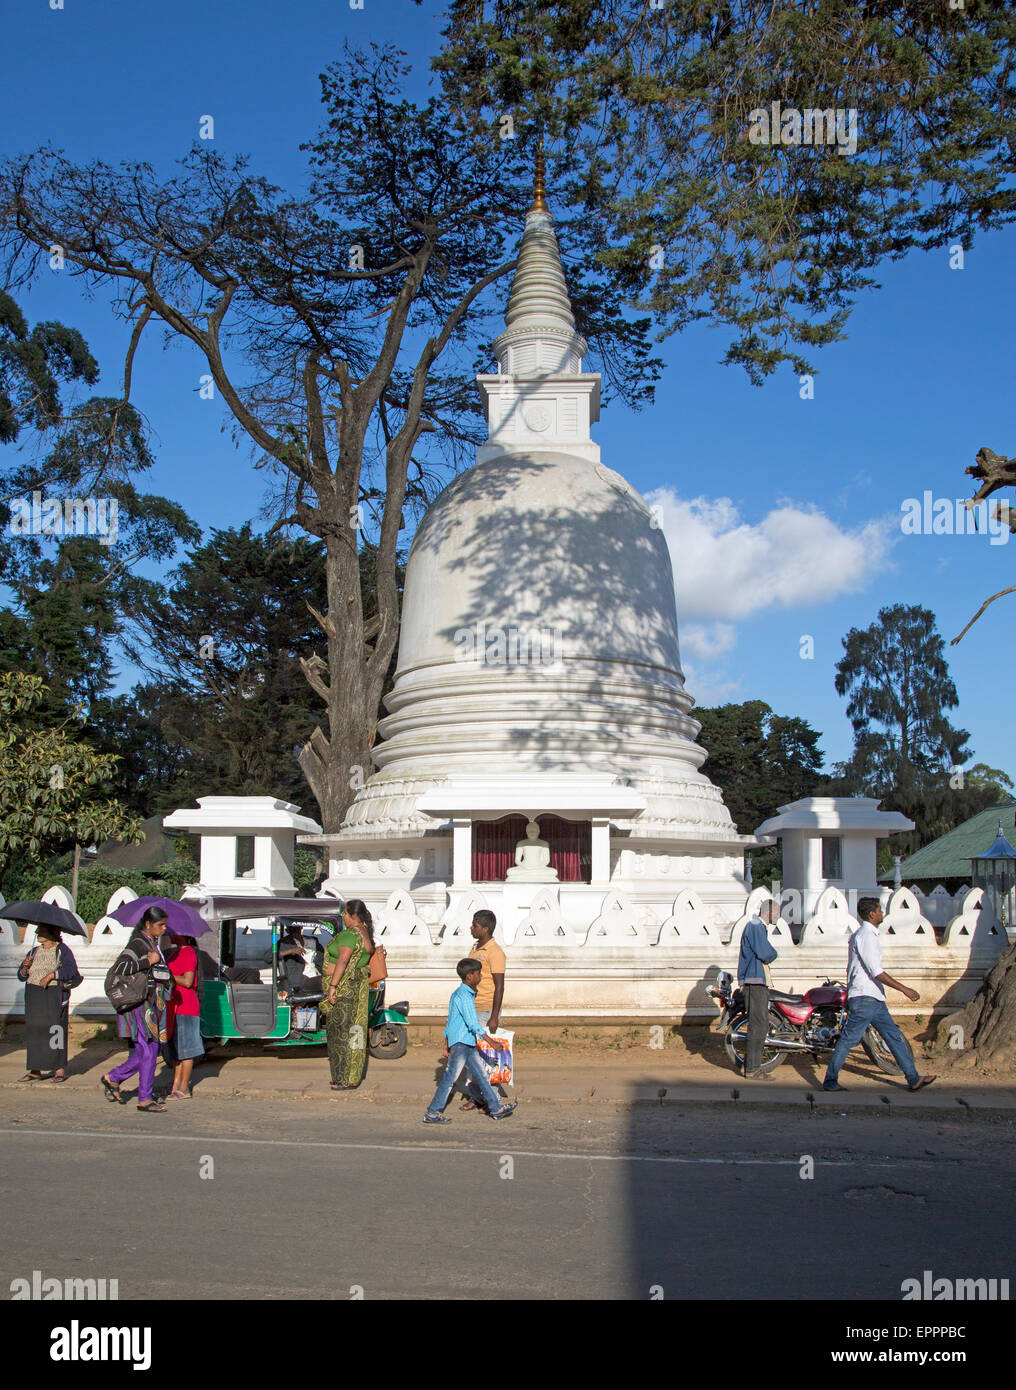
[{"x1": 104, "y1": 942, "x2": 150, "y2": 1015}]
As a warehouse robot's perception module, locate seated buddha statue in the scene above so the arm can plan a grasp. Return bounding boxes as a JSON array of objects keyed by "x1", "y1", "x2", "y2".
[{"x1": 505, "y1": 819, "x2": 559, "y2": 882}]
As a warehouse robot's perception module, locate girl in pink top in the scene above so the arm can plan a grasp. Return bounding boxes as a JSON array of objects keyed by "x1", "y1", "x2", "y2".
[{"x1": 166, "y1": 933, "x2": 203, "y2": 1098}]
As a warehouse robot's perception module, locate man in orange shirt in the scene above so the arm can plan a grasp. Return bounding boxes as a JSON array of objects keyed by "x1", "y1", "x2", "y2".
[
  {"x1": 469, "y1": 910, "x2": 506, "y2": 1032},
  {"x1": 460, "y1": 909, "x2": 507, "y2": 1111}
]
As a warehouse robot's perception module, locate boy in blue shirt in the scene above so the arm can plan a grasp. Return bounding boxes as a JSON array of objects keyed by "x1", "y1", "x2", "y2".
[{"x1": 424, "y1": 959, "x2": 518, "y2": 1124}]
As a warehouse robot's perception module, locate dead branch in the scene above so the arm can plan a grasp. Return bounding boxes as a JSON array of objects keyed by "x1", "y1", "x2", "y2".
[{"x1": 951, "y1": 585, "x2": 1016, "y2": 645}]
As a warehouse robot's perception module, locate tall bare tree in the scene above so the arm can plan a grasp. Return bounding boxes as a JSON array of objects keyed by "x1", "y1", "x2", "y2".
[{"x1": 0, "y1": 47, "x2": 657, "y2": 829}]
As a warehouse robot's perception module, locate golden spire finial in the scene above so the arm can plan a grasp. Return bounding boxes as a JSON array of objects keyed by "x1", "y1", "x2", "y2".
[{"x1": 530, "y1": 134, "x2": 548, "y2": 212}]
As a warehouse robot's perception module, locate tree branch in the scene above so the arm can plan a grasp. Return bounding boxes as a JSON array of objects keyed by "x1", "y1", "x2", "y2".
[{"x1": 951, "y1": 586, "x2": 1016, "y2": 645}]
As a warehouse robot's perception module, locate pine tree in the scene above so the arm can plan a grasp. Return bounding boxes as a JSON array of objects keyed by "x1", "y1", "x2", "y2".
[
  {"x1": 832, "y1": 604, "x2": 1000, "y2": 849},
  {"x1": 695, "y1": 700, "x2": 825, "y2": 834}
]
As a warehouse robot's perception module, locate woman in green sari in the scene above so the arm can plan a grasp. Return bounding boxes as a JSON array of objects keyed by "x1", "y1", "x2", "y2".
[{"x1": 321, "y1": 899, "x2": 373, "y2": 1090}]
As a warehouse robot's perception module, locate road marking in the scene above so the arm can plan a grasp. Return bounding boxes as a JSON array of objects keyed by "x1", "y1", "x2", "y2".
[{"x1": 0, "y1": 1127, "x2": 936, "y2": 1167}]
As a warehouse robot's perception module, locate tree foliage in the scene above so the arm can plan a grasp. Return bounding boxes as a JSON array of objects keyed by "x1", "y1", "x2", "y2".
[
  {"x1": 0, "y1": 288, "x2": 97, "y2": 443},
  {"x1": 114, "y1": 525, "x2": 332, "y2": 811},
  {"x1": 831, "y1": 603, "x2": 1005, "y2": 850},
  {"x1": 695, "y1": 698, "x2": 825, "y2": 835},
  {"x1": 0, "y1": 856, "x2": 199, "y2": 928},
  {"x1": 834, "y1": 603, "x2": 970, "y2": 790},
  {"x1": 0, "y1": 296, "x2": 197, "y2": 592},
  {"x1": 0, "y1": 295, "x2": 197, "y2": 732},
  {"x1": 0, "y1": 670, "x2": 141, "y2": 890},
  {"x1": 438, "y1": 0, "x2": 1016, "y2": 380},
  {"x1": 87, "y1": 525, "x2": 404, "y2": 818}
]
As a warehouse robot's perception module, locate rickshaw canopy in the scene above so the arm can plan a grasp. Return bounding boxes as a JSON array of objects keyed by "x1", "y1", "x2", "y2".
[{"x1": 185, "y1": 894, "x2": 347, "y2": 923}]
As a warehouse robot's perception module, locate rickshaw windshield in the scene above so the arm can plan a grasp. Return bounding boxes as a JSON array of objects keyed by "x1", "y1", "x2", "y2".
[{"x1": 187, "y1": 894, "x2": 346, "y2": 977}]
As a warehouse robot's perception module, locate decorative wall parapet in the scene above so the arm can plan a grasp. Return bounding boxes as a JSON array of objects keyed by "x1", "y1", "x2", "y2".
[
  {"x1": 439, "y1": 889, "x2": 492, "y2": 944},
  {"x1": 514, "y1": 888, "x2": 576, "y2": 946},
  {"x1": 939, "y1": 887, "x2": 1009, "y2": 953},
  {"x1": 1, "y1": 878, "x2": 1010, "y2": 1021},
  {"x1": 657, "y1": 890, "x2": 724, "y2": 945},
  {"x1": 375, "y1": 889, "x2": 436, "y2": 945},
  {"x1": 796, "y1": 887, "x2": 855, "y2": 945},
  {"x1": 586, "y1": 891, "x2": 653, "y2": 947}
]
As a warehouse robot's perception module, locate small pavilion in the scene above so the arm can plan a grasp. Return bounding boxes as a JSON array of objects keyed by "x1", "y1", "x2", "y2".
[{"x1": 971, "y1": 821, "x2": 1016, "y2": 929}]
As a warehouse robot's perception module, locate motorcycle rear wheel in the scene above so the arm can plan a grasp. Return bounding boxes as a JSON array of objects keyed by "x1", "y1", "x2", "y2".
[
  {"x1": 724, "y1": 1009, "x2": 789, "y2": 1075},
  {"x1": 861, "y1": 1026, "x2": 904, "y2": 1075}
]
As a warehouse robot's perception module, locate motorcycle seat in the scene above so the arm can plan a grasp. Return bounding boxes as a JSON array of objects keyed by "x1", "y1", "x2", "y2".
[{"x1": 768, "y1": 989, "x2": 805, "y2": 1004}]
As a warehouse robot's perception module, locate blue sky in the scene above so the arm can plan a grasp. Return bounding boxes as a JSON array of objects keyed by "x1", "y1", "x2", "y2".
[{"x1": 3, "y1": 0, "x2": 1014, "y2": 788}]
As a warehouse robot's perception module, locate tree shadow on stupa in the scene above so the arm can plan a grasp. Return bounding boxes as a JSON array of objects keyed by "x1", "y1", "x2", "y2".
[{"x1": 384, "y1": 447, "x2": 704, "y2": 766}]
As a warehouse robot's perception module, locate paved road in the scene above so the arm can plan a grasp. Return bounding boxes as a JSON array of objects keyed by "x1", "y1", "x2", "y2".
[{"x1": 1, "y1": 1089, "x2": 1012, "y2": 1300}]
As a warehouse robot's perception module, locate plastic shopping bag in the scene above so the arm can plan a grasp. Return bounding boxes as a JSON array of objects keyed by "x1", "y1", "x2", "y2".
[{"x1": 476, "y1": 1029, "x2": 514, "y2": 1087}]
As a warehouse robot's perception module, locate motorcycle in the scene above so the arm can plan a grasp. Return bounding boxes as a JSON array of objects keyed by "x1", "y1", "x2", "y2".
[{"x1": 707, "y1": 970, "x2": 902, "y2": 1076}]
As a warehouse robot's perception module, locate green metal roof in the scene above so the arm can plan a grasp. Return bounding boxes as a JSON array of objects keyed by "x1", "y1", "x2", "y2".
[
  {"x1": 880, "y1": 800, "x2": 1016, "y2": 883},
  {"x1": 975, "y1": 825, "x2": 1016, "y2": 860},
  {"x1": 96, "y1": 816, "x2": 182, "y2": 873}
]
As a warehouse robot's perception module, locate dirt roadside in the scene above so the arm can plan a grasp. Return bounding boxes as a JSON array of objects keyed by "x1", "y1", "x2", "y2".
[{"x1": 1, "y1": 1018, "x2": 1012, "y2": 1111}]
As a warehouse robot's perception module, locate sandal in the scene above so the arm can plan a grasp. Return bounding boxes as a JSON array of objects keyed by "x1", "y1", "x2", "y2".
[
  {"x1": 19, "y1": 1071, "x2": 44, "y2": 1082},
  {"x1": 168, "y1": 1089, "x2": 191, "y2": 1099},
  {"x1": 52, "y1": 1071, "x2": 67, "y2": 1083},
  {"x1": 101, "y1": 1074, "x2": 127, "y2": 1104},
  {"x1": 459, "y1": 1100, "x2": 478, "y2": 1111},
  {"x1": 136, "y1": 1101, "x2": 167, "y2": 1112}
]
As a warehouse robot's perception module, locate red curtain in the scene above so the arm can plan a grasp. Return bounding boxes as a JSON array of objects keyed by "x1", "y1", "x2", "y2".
[{"x1": 472, "y1": 816, "x2": 590, "y2": 883}]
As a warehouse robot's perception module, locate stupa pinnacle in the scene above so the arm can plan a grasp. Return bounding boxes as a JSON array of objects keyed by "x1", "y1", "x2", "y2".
[
  {"x1": 491, "y1": 142, "x2": 586, "y2": 386},
  {"x1": 480, "y1": 149, "x2": 598, "y2": 462},
  {"x1": 530, "y1": 136, "x2": 548, "y2": 212}
]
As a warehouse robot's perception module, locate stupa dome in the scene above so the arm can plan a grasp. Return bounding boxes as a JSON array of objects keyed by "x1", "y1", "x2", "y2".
[{"x1": 396, "y1": 449, "x2": 682, "y2": 676}]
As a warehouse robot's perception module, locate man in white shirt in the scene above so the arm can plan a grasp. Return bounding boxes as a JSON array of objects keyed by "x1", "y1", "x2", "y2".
[{"x1": 822, "y1": 897, "x2": 936, "y2": 1093}]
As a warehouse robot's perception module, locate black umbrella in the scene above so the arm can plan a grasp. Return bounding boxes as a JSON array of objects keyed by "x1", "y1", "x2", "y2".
[{"x1": 2, "y1": 900, "x2": 88, "y2": 937}]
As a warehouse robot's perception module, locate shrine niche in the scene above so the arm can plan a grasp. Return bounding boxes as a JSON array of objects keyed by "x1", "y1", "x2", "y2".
[{"x1": 472, "y1": 815, "x2": 590, "y2": 883}]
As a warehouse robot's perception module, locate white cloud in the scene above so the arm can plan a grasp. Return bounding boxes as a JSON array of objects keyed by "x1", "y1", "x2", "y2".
[
  {"x1": 678, "y1": 622, "x2": 742, "y2": 705},
  {"x1": 646, "y1": 489, "x2": 897, "y2": 622},
  {"x1": 682, "y1": 668, "x2": 744, "y2": 706},
  {"x1": 680, "y1": 620, "x2": 738, "y2": 663}
]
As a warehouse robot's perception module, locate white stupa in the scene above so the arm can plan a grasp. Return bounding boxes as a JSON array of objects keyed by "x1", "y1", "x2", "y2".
[{"x1": 308, "y1": 154, "x2": 755, "y2": 953}]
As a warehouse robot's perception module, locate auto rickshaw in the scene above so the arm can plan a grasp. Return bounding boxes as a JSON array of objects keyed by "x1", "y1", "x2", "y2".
[{"x1": 189, "y1": 894, "x2": 410, "y2": 1059}]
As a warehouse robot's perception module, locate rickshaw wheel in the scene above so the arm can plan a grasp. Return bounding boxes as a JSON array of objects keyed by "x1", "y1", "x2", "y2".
[{"x1": 368, "y1": 1023, "x2": 408, "y2": 1059}]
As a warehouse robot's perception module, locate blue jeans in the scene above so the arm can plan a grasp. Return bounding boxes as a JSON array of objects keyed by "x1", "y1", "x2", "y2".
[
  {"x1": 427, "y1": 1044, "x2": 503, "y2": 1115},
  {"x1": 824, "y1": 995, "x2": 918, "y2": 1086}
]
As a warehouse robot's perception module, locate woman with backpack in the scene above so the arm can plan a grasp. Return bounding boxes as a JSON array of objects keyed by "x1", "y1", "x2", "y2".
[
  {"x1": 321, "y1": 899, "x2": 375, "y2": 1091},
  {"x1": 101, "y1": 906, "x2": 172, "y2": 1112},
  {"x1": 17, "y1": 924, "x2": 83, "y2": 1082}
]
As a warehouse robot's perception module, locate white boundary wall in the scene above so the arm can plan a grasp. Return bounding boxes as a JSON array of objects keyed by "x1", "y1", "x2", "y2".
[{"x1": 1, "y1": 882, "x2": 1009, "y2": 1022}]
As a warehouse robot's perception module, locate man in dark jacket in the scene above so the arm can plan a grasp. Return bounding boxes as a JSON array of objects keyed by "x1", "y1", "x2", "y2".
[{"x1": 738, "y1": 901, "x2": 779, "y2": 1078}]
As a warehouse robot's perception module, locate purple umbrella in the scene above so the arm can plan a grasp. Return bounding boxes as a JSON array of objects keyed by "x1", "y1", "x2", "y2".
[{"x1": 110, "y1": 896, "x2": 212, "y2": 938}]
